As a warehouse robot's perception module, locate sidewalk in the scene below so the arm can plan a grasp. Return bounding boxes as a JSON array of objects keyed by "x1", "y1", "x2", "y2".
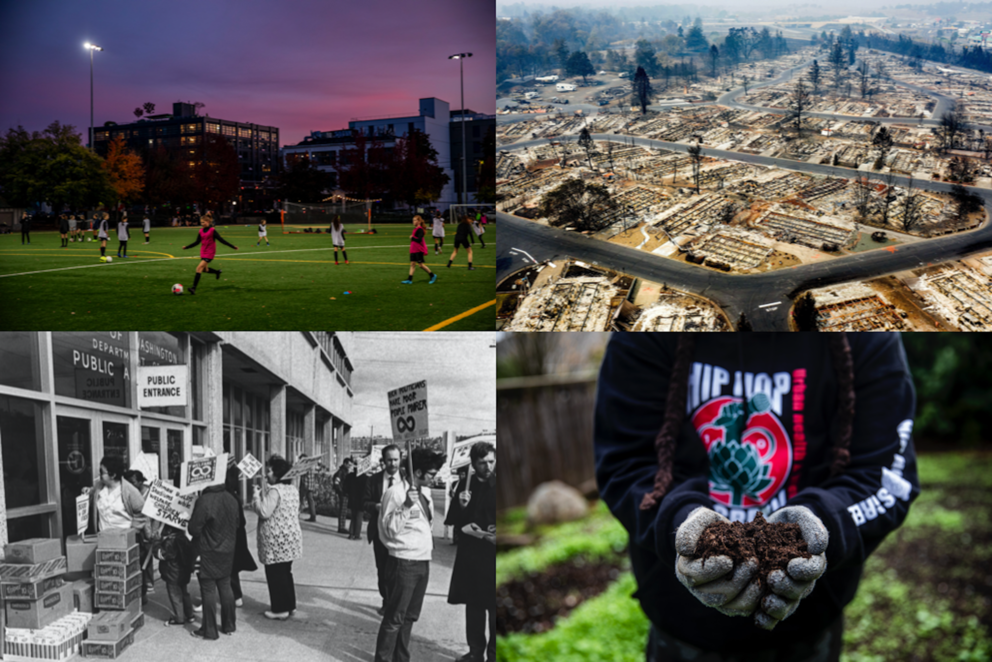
[{"x1": 113, "y1": 497, "x2": 467, "y2": 662}]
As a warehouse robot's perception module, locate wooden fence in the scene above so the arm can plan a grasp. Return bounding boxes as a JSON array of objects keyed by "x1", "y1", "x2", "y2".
[{"x1": 496, "y1": 373, "x2": 598, "y2": 511}]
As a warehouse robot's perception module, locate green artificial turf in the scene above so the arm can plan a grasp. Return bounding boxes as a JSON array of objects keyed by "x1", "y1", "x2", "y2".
[{"x1": 0, "y1": 223, "x2": 495, "y2": 330}]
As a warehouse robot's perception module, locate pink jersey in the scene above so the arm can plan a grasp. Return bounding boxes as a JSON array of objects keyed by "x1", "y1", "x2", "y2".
[
  {"x1": 409, "y1": 227, "x2": 427, "y2": 255},
  {"x1": 199, "y1": 227, "x2": 218, "y2": 259}
]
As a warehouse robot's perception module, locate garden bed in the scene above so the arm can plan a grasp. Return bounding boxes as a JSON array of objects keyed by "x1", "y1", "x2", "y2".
[{"x1": 497, "y1": 557, "x2": 626, "y2": 635}]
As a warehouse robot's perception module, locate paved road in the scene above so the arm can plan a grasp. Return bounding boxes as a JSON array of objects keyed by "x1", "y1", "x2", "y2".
[{"x1": 498, "y1": 136, "x2": 992, "y2": 330}]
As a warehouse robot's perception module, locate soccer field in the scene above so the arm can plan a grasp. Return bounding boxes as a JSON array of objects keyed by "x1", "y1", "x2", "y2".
[{"x1": 0, "y1": 223, "x2": 495, "y2": 331}]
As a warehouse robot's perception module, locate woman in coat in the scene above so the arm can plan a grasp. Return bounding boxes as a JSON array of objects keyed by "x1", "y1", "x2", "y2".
[
  {"x1": 252, "y1": 455, "x2": 302, "y2": 620},
  {"x1": 187, "y1": 482, "x2": 239, "y2": 639}
]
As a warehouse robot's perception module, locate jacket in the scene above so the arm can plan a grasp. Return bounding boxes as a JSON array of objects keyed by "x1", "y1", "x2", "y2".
[
  {"x1": 87, "y1": 478, "x2": 149, "y2": 537},
  {"x1": 187, "y1": 485, "x2": 239, "y2": 579},
  {"x1": 446, "y1": 473, "x2": 496, "y2": 607},
  {"x1": 594, "y1": 333, "x2": 919, "y2": 653},
  {"x1": 364, "y1": 470, "x2": 387, "y2": 543},
  {"x1": 155, "y1": 524, "x2": 193, "y2": 586}
]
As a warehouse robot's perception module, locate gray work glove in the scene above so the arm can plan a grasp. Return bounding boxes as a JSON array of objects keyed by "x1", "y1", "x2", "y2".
[
  {"x1": 675, "y1": 507, "x2": 761, "y2": 615},
  {"x1": 754, "y1": 505, "x2": 829, "y2": 630}
]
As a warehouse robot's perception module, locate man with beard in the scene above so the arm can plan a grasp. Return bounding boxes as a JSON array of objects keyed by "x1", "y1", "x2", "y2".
[
  {"x1": 364, "y1": 444, "x2": 404, "y2": 615},
  {"x1": 446, "y1": 442, "x2": 497, "y2": 662}
]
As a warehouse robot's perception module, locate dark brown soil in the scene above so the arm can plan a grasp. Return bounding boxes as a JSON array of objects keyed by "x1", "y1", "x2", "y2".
[
  {"x1": 693, "y1": 511, "x2": 812, "y2": 590},
  {"x1": 496, "y1": 558, "x2": 625, "y2": 635}
]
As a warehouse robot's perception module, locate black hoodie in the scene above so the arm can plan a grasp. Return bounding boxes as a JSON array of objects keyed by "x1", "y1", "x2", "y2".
[{"x1": 594, "y1": 333, "x2": 919, "y2": 653}]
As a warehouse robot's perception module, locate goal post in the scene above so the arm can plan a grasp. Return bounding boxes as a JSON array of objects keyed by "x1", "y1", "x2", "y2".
[
  {"x1": 448, "y1": 203, "x2": 495, "y2": 225},
  {"x1": 282, "y1": 200, "x2": 372, "y2": 233}
]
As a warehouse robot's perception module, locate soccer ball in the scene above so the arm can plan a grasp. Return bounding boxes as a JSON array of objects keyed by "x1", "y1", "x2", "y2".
[
  {"x1": 99, "y1": 257, "x2": 107, "y2": 263},
  {"x1": 105, "y1": 256, "x2": 113, "y2": 263},
  {"x1": 172, "y1": 283, "x2": 183, "y2": 295}
]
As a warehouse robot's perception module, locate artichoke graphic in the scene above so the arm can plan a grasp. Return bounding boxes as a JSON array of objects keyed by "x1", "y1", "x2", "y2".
[{"x1": 709, "y1": 399, "x2": 774, "y2": 506}]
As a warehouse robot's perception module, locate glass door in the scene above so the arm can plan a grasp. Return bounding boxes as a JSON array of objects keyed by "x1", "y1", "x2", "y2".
[{"x1": 57, "y1": 416, "x2": 93, "y2": 539}]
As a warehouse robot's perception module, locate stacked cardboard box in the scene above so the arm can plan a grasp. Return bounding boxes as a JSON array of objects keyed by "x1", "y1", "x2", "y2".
[
  {"x1": 1, "y1": 540, "x2": 72, "y2": 631},
  {"x1": 4, "y1": 611, "x2": 92, "y2": 662},
  {"x1": 81, "y1": 529, "x2": 143, "y2": 658}
]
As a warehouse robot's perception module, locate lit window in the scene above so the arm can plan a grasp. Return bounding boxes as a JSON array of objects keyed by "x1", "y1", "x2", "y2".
[{"x1": 206, "y1": 123, "x2": 220, "y2": 134}]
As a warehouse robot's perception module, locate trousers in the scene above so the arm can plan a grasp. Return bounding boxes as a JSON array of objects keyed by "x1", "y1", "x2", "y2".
[
  {"x1": 198, "y1": 575, "x2": 235, "y2": 639},
  {"x1": 264, "y1": 562, "x2": 297, "y2": 614},
  {"x1": 374, "y1": 558, "x2": 429, "y2": 662}
]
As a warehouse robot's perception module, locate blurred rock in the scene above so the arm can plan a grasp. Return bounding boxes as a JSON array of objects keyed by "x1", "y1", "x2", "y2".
[{"x1": 526, "y1": 480, "x2": 589, "y2": 525}]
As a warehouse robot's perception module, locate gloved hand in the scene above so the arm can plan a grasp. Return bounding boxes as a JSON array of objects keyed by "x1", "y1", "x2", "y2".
[
  {"x1": 675, "y1": 507, "x2": 761, "y2": 615},
  {"x1": 754, "y1": 505, "x2": 829, "y2": 630}
]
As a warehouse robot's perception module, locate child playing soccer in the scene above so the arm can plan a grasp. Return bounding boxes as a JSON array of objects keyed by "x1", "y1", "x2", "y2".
[
  {"x1": 257, "y1": 218, "x2": 270, "y2": 246},
  {"x1": 117, "y1": 213, "x2": 130, "y2": 258},
  {"x1": 182, "y1": 212, "x2": 238, "y2": 294},
  {"x1": 59, "y1": 214, "x2": 69, "y2": 248},
  {"x1": 330, "y1": 215, "x2": 347, "y2": 264},
  {"x1": 143, "y1": 215, "x2": 151, "y2": 244},
  {"x1": 431, "y1": 209, "x2": 445, "y2": 254},
  {"x1": 472, "y1": 211, "x2": 487, "y2": 249},
  {"x1": 402, "y1": 215, "x2": 437, "y2": 285},
  {"x1": 97, "y1": 213, "x2": 110, "y2": 257},
  {"x1": 446, "y1": 215, "x2": 476, "y2": 270}
]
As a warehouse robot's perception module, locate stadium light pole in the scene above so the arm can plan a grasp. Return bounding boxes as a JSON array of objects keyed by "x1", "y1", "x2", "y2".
[
  {"x1": 84, "y1": 42, "x2": 103, "y2": 151},
  {"x1": 448, "y1": 52, "x2": 472, "y2": 207}
]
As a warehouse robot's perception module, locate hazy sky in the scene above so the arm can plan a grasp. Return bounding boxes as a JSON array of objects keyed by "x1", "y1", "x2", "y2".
[
  {"x1": 0, "y1": 0, "x2": 495, "y2": 147},
  {"x1": 497, "y1": 0, "x2": 932, "y2": 12},
  {"x1": 349, "y1": 332, "x2": 496, "y2": 440}
]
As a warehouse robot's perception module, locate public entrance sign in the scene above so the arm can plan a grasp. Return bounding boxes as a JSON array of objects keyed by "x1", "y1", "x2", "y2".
[
  {"x1": 142, "y1": 480, "x2": 197, "y2": 531},
  {"x1": 388, "y1": 381, "x2": 428, "y2": 442},
  {"x1": 137, "y1": 365, "x2": 188, "y2": 408},
  {"x1": 178, "y1": 453, "x2": 228, "y2": 494}
]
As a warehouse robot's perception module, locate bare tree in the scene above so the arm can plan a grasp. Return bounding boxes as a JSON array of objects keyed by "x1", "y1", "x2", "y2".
[
  {"x1": 687, "y1": 142, "x2": 703, "y2": 194},
  {"x1": 853, "y1": 176, "x2": 874, "y2": 219},
  {"x1": 872, "y1": 125, "x2": 894, "y2": 169},
  {"x1": 709, "y1": 45, "x2": 720, "y2": 78},
  {"x1": 829, "y1": 42, "x2": 846, "y2": 91},
  {"x1": 937, "y1": 111, "x2": 962, "y2": 153},
  {"x1": 788, "y1": 78, "x2": 811, "y2": 139},
  {"x1": 578, "y1": 128, "x2": 596, "y2": 169},
  {"x1": 809, "y1": 60, "x2": 822, "y2": 96},
  {"x1": 901, "y1": 174, "x2": 924, "y2": 233},
  {"x1": 606, "y1": 140, "x2": 616, "y2": 174},
  {"x1": 879, "y1": 171, "x2": 897, "y2": 226},
  {"x1": 857, "y1": 62, "x2": 876, "y2": 100}
]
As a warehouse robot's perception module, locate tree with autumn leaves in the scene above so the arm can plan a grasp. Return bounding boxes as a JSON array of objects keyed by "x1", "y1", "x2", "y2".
[{"x1": 102, "y1": 135, "x2": 145, "y2": 208}]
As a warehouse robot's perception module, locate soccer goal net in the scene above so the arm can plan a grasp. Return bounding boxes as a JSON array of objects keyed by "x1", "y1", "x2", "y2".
[
  {"x1": 448, "y1": 203, "x2": 495, "y2": 225},
  {"x1": 282, "y1": 200, "x2": 371, "y2": 233}
]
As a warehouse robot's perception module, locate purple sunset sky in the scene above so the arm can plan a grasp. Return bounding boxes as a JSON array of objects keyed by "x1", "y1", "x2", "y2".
[{"x1": 0, "y1": 0, "x2": 495, "y2": 147}]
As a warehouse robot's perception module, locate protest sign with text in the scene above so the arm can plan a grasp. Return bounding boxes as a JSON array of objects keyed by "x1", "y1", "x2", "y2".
[
  {"x1": 388, "y1": 381, "x2": 428, "y2": 442},
  {"x1": 237, "y1": 453, "x2": 263, "y2": 479},
  {"x1": 356, "y1": 446, "x2": 384, "y2": 477},
  {"x1": 283, "y1": 455, "x2": 322, "y2": 480},
  {"x1": 179, "y1": 453, "x2": 228, "y2": 494},
  {"x1": 76, "y1": 494, "x2": 89, "y2": 536},
  {"x1": 142, "y1": 480, "x2": 197, "y2": 531}
]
